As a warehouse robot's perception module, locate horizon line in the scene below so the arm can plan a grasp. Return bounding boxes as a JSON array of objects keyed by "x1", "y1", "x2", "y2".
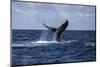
[{"x1": 12, "y1": 29, "x2": 96, "y2": 31}]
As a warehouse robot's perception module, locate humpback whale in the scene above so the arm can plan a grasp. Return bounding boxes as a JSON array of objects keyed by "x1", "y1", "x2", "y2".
[{"x1": 43, "y1": 19, "x2": 68, "y2": 42}]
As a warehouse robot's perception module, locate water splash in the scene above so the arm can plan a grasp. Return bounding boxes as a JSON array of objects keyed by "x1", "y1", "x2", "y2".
[
  {"x1": 31, "y1": 40, "x2": 78, "y2": 44},
  {"x1": 40, "y1": 30, "x2": 48, "y2": 41}
]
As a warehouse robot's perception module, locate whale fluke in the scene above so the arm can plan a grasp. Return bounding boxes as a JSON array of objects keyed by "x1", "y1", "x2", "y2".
[
  {"x1": 43, "y1": 19, "x2": 68, "y2": 42},
  {"x1": 43, "y1": 23, "x2": 57, "y2": 32}
]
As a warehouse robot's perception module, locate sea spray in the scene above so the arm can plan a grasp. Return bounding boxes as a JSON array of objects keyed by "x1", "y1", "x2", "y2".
[{"x1": 40, "y1": 30, "x2": 48, "y2": 41}]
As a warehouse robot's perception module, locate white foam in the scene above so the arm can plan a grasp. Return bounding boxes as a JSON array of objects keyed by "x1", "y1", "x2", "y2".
[
  {"x1": 65, "y1": 40, "x2": 78, "y2": 43},
  {"x1": 12, "y1": 40, "x2": 78, "y2": 47},
  {"x1": 31, "y1": 40, "x2": 59, "y2": 44},
  {"x1": 31, "y1": 40, "x2": 78, "y2": 44},
  {"x1": 85, "y1": 42, "x2": 95, "y2": 47}
]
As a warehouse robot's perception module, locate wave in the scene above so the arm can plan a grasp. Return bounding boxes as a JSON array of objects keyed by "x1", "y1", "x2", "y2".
[
  {"x1": 31, "y1": 41, "x2": 59, "y2": 43},
  {"x1": 12, "y1": 40, "x2": 79, "y2": 47},
  {"x1": 84, "y1": 42, "x2": 95, "y2": 47},
  {"x1": 12, "y1": 39, "x2": 95, "y2": 47},
  {"x1": 31, "y1": 40, "x2": 78, "y2": 44}
]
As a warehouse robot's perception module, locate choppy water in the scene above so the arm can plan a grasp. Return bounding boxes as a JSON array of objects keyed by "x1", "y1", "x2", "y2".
[{"x1": 12, "y1": 30, "x2": 96, "y2": 66}]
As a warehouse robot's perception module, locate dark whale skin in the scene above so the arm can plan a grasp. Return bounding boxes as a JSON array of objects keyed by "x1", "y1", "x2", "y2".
[{"x1": 43, "y1": 19, "x2": 68, "y2": 42}]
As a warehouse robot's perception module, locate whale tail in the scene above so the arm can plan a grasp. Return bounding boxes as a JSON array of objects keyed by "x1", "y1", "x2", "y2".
[
  {"x1": 43, "y1": 23, "x2": 57, "y2": 32},
  {"x1": 43, "y1": 19, "x2": 68, "y2": 42}
]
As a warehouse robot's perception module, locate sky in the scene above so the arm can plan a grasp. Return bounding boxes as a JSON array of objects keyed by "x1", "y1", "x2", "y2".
[{"x1": 12, "y1": 1, "x2": 96, "y2": 30}]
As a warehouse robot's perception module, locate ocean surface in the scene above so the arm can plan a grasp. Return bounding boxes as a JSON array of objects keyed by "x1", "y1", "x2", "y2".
[{"x1": 12, "y1": 30, "x2": 96, "y2": 66}]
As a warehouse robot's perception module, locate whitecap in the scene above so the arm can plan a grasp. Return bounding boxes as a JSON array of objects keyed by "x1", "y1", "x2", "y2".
[
  {"x1": 84, "y1": 42, "x2": 95, "y2": 47},
  {"x1": 31, "y1": 40, "x2": 59, "y2": 44},
  {"x1": 12, "y1": 40, "x2": 79, "y2": 47}
]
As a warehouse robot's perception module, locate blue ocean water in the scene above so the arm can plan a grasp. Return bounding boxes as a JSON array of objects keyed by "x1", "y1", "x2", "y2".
[{"x1": 12, "y1": 30, "x2": 96, "y2": 66}]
